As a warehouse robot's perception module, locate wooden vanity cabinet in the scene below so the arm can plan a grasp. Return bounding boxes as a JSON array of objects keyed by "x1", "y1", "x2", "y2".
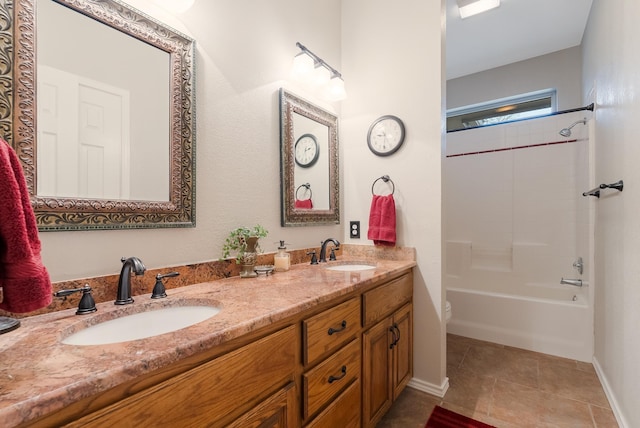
[{"x1": 361, "y1": 273, "x2": 413, "y2": 428}]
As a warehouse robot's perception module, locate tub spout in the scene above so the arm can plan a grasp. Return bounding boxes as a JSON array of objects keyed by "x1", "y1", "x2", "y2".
[{"x1": 560, "y1": 278, "x2": 582, "y2": 287}]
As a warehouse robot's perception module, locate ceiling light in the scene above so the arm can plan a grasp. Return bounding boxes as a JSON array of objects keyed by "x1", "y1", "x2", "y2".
[{"x1": 457, "y1": 0, "x2": 500, "y2": 19}]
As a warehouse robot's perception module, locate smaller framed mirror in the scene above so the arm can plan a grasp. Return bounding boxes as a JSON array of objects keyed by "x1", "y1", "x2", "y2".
[{"x1": 279, "y1": 89, "x2": 339, "y2": 226}]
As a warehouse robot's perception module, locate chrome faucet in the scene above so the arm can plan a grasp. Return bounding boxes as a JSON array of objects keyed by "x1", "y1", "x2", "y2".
[
  {"x1": 319, "y1": 238, "x2": 340, "y2": 263},
  {"x1": 115, "y1": 257, "x2": 146, "y2": 305},
  {"x1": 560, "y1": 278, "x2": 583, "y2": 287}
]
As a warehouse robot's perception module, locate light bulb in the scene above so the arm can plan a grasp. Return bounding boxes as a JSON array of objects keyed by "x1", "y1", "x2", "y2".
[
  {"x1": 291, "y1": 52, "x2": 315, "y2": 81},
  {"x1": 327, "y1": 76, "x2": 346, "y2": 101}
]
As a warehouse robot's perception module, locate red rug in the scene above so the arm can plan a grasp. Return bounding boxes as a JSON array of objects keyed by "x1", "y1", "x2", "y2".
[{"x1": 426, "y1": 405, "x2": 496, "y2": 428}]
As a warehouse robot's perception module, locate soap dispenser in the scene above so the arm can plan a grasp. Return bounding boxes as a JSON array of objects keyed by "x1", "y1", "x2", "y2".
[{"x1": 274, "y1": 240, "x2": 291, "y2": 272}]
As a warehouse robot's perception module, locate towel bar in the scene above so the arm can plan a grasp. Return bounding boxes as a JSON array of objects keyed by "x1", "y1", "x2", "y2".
[{"x1": 372, "y1": 175, "x2": 395, "y2": 195}]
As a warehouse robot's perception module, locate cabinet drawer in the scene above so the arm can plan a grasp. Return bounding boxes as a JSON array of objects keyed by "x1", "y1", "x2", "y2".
[
  {"x1": 302, "y1": 338, "x2": 361, "y2": 420},
  {"x1": 363, "y1": 273, "x2": 412, "y2": 326},
  {"x1": 302, "y1": 297, "x2": 360, "y2": 365},
  {"x1": 305, "y1": 379, "x2": 360, "y2": 428}
]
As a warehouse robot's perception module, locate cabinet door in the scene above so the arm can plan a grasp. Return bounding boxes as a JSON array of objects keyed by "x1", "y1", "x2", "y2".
[
  {"x1": 362, "y1": 317, "x2": 393, "y2": 428},
  {"x1": 392, "y1": 302, "x2": 413, "y2": 400},
  {"x1": 228, "y1": 381, "x2": 297, "y2": 428}
]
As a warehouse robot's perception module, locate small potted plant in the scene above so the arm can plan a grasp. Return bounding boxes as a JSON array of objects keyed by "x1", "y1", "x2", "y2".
[{"x1": 221, "y1": 224, "x2": 268, "y2": 277}]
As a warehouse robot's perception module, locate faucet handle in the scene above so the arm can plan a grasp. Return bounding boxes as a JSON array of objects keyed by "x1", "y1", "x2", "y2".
[
  {"x1": 54, "y1": 284, "x2": 97, "y2": 315},
  {"x1": 152, "y1": 272, "x2": 180, "y2": 299},
  {"x1": 307, "y1": 251, "x2": 318, "y2": 265},
  {"x1": 329, "y1": 248, "x2": 337, "y2": 261}
]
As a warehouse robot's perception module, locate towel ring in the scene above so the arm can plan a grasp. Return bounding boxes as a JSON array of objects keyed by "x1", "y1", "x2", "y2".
[
  {"x1": 296, "y1": 183, "x2": 312, "y2": 200},
  {"x1": 371, "y1": 175, "x2": 395, "y2": 195}
]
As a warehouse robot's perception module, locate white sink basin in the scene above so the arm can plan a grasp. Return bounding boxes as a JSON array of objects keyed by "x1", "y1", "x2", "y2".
[
  {"x1": 325, "y1": 263, "x2": 376, "y2": 272},
  {"x1": 62, "y1": 305, "x2": 221, "y2": 346}
]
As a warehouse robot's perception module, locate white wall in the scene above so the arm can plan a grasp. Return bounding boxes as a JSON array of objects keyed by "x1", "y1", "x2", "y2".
[
  {"x1": 582, "y1": 0, "x2": 640, "y2": 426},
  {"x1": 447, "y1": 46, "x2": 583, "y2": 111},
  {"x1": 341, "y1": 0, "x2": 446, "y2": 392},
  {"x1": 39, "y1": 0, "x2": 343, "y2": 281}
]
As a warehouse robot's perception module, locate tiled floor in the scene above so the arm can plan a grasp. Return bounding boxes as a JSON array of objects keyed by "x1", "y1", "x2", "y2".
[{"x1": 377, "y1": 334, "x2": 618, "y2": 428}]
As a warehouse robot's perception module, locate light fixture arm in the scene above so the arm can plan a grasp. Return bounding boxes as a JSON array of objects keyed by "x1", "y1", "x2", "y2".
[{"x1": 296, "y1": 42, "x2": 342, "y2": 79}]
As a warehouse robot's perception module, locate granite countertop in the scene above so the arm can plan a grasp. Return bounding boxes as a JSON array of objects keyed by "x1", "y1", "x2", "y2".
[{"x1": 0, "y1": 256, "x2": 415, "y2": 427}]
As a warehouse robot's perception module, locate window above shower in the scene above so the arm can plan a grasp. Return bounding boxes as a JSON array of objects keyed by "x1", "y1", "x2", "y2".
[{"x1": 446, "y1": 89, "x2": 557, "y2": 132}]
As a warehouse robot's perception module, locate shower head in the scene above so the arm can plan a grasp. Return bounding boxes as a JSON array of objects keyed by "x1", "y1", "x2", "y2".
[{"x1": 559, "y1": 118, "x2": 587, "y2": 137}]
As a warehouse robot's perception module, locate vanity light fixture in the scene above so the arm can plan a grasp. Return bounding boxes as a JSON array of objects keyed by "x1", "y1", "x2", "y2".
[
  {"x1": 457, "y1": 0, "x2": 500, "y2": 19},
  {"x1": 292, "y1": 42, "x2": 346, "y2": 101}
]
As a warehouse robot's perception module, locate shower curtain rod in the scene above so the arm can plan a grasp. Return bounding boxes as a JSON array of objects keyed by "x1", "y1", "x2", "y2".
[{"x1": 551, "y1": 103, "x2": 594, "y2": 116}]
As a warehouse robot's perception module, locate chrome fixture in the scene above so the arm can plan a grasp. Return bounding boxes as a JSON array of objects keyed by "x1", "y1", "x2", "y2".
[
  {"x1": 319, "y1": 238, "x2": 340, "y2": 263},
  {"x1": 559, "y1": 118, "x2": 587, "y2": 137},
  {"x1": 115, "y1": 257, "x2": 146, "y2": 305},
  {"x1": 292, "y1": 42, "x2": 346, "y2": 101},
  {"x1": 573, "y1": 257, "x2": 583, "y2": 275},
  {"x1": 54, "y1": 284, "x2": 97, "y2": 315},
  {"x1": 560, "y1": 278, "x2": 583, "y2": 287}
]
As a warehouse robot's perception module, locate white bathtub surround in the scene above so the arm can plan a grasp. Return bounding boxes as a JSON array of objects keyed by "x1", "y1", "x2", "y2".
[{"x1": 444, "y1": 112, "x2": 593, "y2": 362}]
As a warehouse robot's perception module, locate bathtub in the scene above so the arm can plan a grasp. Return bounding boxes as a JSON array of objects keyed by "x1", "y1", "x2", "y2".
[{"x1": 447, "y1": 286, "x2": 593, "y2": 362}]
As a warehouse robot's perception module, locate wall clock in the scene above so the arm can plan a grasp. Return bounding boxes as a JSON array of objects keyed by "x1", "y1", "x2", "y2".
[
  {"x1": 367, "y1": 115, "x2": 405, "y2": 156},
  {"x1": 294, "y1": 133, "x2": 320, "y2": 167}
]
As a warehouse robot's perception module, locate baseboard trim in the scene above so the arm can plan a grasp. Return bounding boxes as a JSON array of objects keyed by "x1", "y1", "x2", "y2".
[
  {"x1": 407, "y1": 376, "x2": 449, "y2": 398},
  {"x1": 592, "y1": 356, "x2": 629, "y2": 428}
]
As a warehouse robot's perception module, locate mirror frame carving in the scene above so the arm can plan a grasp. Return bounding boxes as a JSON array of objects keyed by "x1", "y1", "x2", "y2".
[
  {"x1": 1, "y1": 0, "x2": 196, "y2": 231},
  {"x1": 279, "y1": 89, "x2": 339, "y2": 226}
]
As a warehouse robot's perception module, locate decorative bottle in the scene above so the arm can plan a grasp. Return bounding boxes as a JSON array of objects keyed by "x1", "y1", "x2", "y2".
[{"x1": 274, "y1": 240, "x2": 291, "y2": 272}]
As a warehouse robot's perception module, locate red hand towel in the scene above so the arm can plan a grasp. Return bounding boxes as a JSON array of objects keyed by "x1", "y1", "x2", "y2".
[
  {"x1": 295, "y1": 198, "x2": 313, "y2": 209},
  {"x1": 367, "y1": 194, "x2": 396, "y2": 246},
  {"x1": 0, "y1": 138, "x2": 52, "y2": 313}
]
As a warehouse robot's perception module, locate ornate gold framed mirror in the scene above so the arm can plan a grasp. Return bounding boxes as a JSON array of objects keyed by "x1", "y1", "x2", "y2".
[
  {"x1": 279, "y1": 89, "x2": 339, "y2": 226},
  {"x1": 1, "y1": 0, "x2": 196, "y2": 230}
]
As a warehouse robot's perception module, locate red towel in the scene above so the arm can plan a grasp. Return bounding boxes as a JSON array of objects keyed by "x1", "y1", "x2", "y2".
[
  {"x1": 367, "y1": 194, "x2": 396, "y2": 246},
  {"x1": 295, "y1": 199, "x2": 313, "y2": 209},
  {"x1": 0, "y1": 138, "x2": 52, "y2": 313}
]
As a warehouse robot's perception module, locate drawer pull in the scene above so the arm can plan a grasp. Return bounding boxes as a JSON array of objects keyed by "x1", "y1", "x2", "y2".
[
  {"x1": 393, "y1": 323, "x2": 401, "y2": 346},
  {"x1": 327, "y1": 320, "x2": 347, "y2": 335},
  {"x1": 389, "y1": 326, "x2": 397, "y2": 349},
  {"x1": 328, "y1": 365, "x2": 347, "y2": 383}
]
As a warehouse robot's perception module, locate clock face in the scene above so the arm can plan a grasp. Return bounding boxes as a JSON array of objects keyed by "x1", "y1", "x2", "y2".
[
  {"x1": 294, "y1": 134, "x2": 319, "y2": 167},
  {"x1": 367, "y1": 115, "x2": 405, "y2": 156}
]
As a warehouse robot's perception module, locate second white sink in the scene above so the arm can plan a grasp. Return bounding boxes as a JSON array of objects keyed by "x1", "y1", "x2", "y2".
[{"x1": 62, "y1": 305, "x2": 221, "y2": 346}]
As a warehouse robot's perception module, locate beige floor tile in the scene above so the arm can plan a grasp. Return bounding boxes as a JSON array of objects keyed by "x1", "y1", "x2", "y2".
[
  {"x1": 446, "y1": 336, "x2": 470, "y2": 369},
  {"x1": 538, "y1": 360, "x2": 610, "y2": 408},
  {"x1": 461, "y1": 343, "x2": 540, "y2": 389},
  {"x1": 537, "y1": 393, "x2": 594, "y2": 427},
  {"x1": 442, "y1": 366, "x2": 495, "y2": 415},
  {"x1": 489, "y1": 379, "x2": 542, "y2": 427},
  {"x1": 590, "y1": 404, "x2": 619, "y2": 428}
]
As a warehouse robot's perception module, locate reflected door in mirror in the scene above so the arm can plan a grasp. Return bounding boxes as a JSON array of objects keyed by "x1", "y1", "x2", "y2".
[{"x1": 36, "y1": 0, "x2": 170, "y2": 202}]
